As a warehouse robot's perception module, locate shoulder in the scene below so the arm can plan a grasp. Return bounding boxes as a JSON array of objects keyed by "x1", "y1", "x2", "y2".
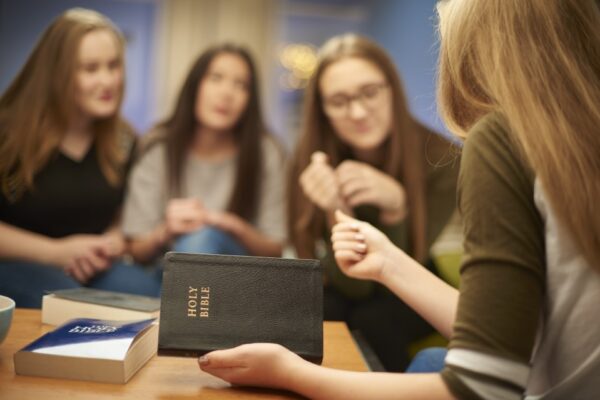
[
  {"x1": 136, "y1": 128, "x2": 168, "y2": 164},
  {"x1": 138, "y1": 126, "x2": 168, "y2": 153},
  {"x1": 129, "y1": 131, "x2": 168, "y2": 178},
  {"x1": 260, "y1": 133, "x2": 286, "y2": 168},
  {"x1": 462, "y1": 112, "x2": 534, "y2": 185},
  {"x1": 458, "y1": 112, "x2": 544, "y2": 265},
  {"x1": 112, "y1": 120, "x2": 137, "y2": 163}
]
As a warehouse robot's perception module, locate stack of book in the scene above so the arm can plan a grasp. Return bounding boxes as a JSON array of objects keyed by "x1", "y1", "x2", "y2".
[
  {"x1": 14, "y1": 287, "x2": 161, "y2": 383},
  {"x1": 14, "y1": 317, "x2": 158, "y2": 383},
  {"x1": 41, "y1": 287, "x2": 160, "y2": 326}
]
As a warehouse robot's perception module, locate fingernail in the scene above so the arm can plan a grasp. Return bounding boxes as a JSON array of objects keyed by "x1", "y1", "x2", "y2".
[{"x1": 198, "y1": 355, "x2": 209, "y2": 366}]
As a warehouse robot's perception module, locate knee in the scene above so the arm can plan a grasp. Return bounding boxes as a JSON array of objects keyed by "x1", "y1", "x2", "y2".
[
  {"x1": 180, "y1": 226, "x2": 230, "y2": 244},
  {"x1": 178, "y1": 226, "x2": 230, "y2": 248},
  {"x1": 198, "y1": 226, "x2": 232, "y2": 242},
  {"x1": 405, "y1": 347, "x2": 448, "y2": 373}
]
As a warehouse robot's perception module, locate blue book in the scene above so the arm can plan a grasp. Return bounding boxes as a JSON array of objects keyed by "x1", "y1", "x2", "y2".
[{"x1": 14, "y1": 318, "x2": 158, "y2": 383}]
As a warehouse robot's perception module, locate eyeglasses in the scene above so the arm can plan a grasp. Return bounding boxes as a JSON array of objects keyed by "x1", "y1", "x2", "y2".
[{"x1": 322, "y1": 82, "x2": 389, "y2": 118}]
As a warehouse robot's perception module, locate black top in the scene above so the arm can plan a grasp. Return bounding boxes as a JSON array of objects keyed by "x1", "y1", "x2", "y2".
[{"x1": 0, "y1": 142, "x2": 133, "y2": 238}]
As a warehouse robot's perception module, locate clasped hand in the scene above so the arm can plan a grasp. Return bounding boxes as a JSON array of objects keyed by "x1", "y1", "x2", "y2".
[
  {"x1": 164, "y1": 198, "x2": 243, "y2": 238},
  {"x1": 300, "y1": 151, "x2": 407, "y2": 223},
  {"x1": 53, "y1": 232, "x2": 125, "y2": 283}
]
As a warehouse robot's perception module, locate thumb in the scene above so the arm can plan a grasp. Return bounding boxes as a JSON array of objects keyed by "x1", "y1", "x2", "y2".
[
  {"x1": 335, "y1": 209, "x2": 357, "y2": 224},
  {"x1": 311, "y1": 151, "x2": 329, "y2": 165},
  {"x1": 198, "y1": 348, "x2": 245, "y2": 369}
]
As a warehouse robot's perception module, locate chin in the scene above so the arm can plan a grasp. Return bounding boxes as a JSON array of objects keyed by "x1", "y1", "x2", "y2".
[
  {"x1": 346, "y1": 137, "x2": 385, "y2": 151},
  {"x1": 204, "y1": 120, "x2": 237, "y2": 132},
  {"x1": 88, "y1": 105, "x2": 119, "y2": 119}
]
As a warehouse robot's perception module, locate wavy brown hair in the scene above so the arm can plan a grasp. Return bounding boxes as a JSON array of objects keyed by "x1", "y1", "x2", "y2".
[
  {"x1": 289, "y1": 34, "x2": 439, "y2": 262},
  {"x1": 0, "y1": 8, "x2": 129, "y2": 200},
  {"x1": 150, "y1": 44, "x2": 270, "y2": 221},
  {"x1": 438, "y1": 0, "x2": 600, "y2": 270}
]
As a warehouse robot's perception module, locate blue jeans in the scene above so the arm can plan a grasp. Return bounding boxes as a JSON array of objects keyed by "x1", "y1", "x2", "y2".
[
  {"x1": 0, "y1": 259, "x2": 162, "y2": 309},
  {"x1": 405, "y1": 347, "x2": 448, "y2": 373},
  {"x1": 172, "y1": 226, "x2": 248, "y2": 255}
]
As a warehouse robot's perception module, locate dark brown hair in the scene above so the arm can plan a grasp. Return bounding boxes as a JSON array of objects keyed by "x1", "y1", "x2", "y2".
[
  {"x1": 288, "y1": 34, "x2": 436, "y2": 262},
  {"x1": 154, "y1": 43, "x2": 268, "y2": 221}
]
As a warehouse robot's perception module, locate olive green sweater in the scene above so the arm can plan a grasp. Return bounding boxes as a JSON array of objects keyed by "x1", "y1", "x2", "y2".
[
  {"x1": 323, "y1": 131, "x2": 460, "y2": 299},
  {"x1": 442, "y1": 113, "x2": 600, "y2": 399}
]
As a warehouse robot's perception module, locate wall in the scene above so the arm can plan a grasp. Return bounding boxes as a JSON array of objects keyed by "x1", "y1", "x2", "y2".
[
  {"x1": 364, "y1": 0, "x2": 444, "y2": 135},
  {"x1": 276, "y1": 0, "x2": 446, "y2": 146},
  {"x1": 0, "y1": 0, "x2": 157, "y2": 133},
  {"x1": 1, "y1": 0, "x2": 445, "y2": 137}
]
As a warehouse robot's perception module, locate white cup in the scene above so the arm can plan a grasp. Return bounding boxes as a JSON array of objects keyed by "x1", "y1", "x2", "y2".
[{"x1": 0, "y1": 295, "x2": 15, "y2": 345}]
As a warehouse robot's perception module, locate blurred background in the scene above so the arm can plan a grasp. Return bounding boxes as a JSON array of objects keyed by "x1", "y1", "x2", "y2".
[{"x1": 0, "y1": 0, "x2": 443, "y2": 149}]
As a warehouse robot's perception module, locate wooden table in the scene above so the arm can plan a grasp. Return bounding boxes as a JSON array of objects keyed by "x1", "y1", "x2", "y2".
[{"x1": 0, "y1": 309, "x2": 367, "y2": 399}]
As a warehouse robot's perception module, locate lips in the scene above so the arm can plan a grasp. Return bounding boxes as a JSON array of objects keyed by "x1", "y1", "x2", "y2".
[
  {"x1": 353, "y1": 123, "x2": 372, "y2": 133},
  {"x1": 213, "y1": 106, "x2": 231, "y2": 116},
  {"x1": 99, "y1": 93, "x2": 115, "y2": 102}
]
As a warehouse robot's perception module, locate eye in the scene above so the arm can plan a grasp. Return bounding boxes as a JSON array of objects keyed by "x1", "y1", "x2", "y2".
[
  {"x1": 326, "y1": 95, "x2": 349, "y2": 108},
  {"x1": 81, "y1": 62, "x2": 99, "y2": 73},
  {"x1": 234, "y1": 79, "x2": 249, "y2": 91},
  {"x1": 207, "y1": 72, "x2": 222, "y2": 82},
  {"x1": 108, "y1": 58, "x2": 122, "y2": 71},
  {"x1": 360, "y1": 84, "x2": 381, "y2": 99}
]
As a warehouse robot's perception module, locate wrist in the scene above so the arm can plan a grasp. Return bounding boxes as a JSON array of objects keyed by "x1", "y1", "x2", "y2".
[
  {"x1": 227, "y1": 215, "x2": 246, "y2": 238},
  {"x1": 282, "y1": 353, "x2": 315, "y2": 394},
  {"x1": 106, "y1": 231, "x2": 126, "y2": 256},
  {"x1": 379, "y1": 246, "x2": 426, "y2": 292},
  {"x1": 153, "y1": 223, "x2": 169, "y2": 249},
  {"x1": 380, "y1": 202, "x2": 407, "y2": 225},
  {"x1": 376, "y1": 245, "x2": 409, "y2": 285},
  {"x1": 41, "y1": 238, "x2": 63, "y2": 268}
]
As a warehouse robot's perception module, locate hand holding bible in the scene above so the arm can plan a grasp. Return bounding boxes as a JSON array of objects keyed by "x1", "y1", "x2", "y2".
[{"x1": 198, "y1": 343, "x2": 302, "y2": 389}]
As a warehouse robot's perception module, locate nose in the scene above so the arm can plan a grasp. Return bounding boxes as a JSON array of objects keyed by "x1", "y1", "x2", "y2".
[
  {"x1": 348, "y1": 98, "x2": 368, "y2": 120},
  {"x1": 219, "y1": 81, "x2": 238, "y2": 100},
  {"x1": 99, "y1": 66, "x2": 120, "y2": 86}
]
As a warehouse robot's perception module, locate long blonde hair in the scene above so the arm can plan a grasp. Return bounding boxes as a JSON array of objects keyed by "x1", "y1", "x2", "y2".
[
  {"x1": 0, "y1": 8, "x2": 129, "y2": 200},
  {"x1": 289, "y1": 34, "x2": 440, "y2": 262},
  {"x1": 438, "y1": 0, "x2": 600, "y2": 270}
]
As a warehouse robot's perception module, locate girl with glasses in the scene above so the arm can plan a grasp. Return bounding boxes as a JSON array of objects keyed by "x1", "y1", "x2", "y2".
[{"x1": 287, "y1": 34, "x2": 460, "y2": 372}]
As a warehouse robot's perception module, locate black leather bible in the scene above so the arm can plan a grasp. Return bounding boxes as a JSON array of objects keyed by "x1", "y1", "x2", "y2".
[{"x1": 158, "y1": 252, "x2": 323, "y2": 363}]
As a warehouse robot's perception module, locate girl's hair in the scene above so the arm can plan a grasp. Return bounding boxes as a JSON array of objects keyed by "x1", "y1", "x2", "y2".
[
  {"x1": 153, "y1": 44, "x2": 268, "y2": 221},
  {"x1": 438, "y1": 0, "x2": 600, "y2": 269},
  {"x1": 288, "y1": 34, "x2": 436, "y2": 262},
  {"x1": 0, "y1": 8, "x2": 129, "y2": 200}
]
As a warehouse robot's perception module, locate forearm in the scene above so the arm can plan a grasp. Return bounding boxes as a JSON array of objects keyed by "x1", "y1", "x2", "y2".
[
  {"x1": 127, "y1": 223, "x2": 168, "y2": 263},
  {"x1": 288, "y1": 362, "x2": 455, "y2": 400},
  {"x1": 379, "y1": 248, "x2": 458, "y2": 338},
  {"x1": 0, "y1": 222, "x2": 56, "y2": 265}
]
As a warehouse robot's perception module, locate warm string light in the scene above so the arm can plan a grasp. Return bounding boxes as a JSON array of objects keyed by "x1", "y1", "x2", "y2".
[{"x1": 279, "y1": 43, "x2": 318, "y2": 90}]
